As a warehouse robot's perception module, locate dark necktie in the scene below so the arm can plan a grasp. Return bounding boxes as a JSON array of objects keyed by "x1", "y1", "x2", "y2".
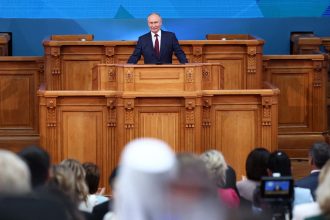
[{"x1": 154, "y1": 34, "x2": 160, "y2": 57}]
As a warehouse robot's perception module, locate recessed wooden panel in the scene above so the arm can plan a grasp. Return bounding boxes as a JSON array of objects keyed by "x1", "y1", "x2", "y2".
[
  {"x1": 215, "y1": 109, "x2": 257, "y2": 179},
  {"x1": 134, "y1": 67, "x2": 185, "y2": 92},
  {"x1": 61, "y1": 111, "x2": 102, "y2": 162},
  {"x1": 205, "y1": 59, "x2": 244, "y2": 89},
  {"x1": 138, "y1": 112, "x2": 180, "y2": 150},
  {"x1": 0, "y1": 75, "x2": 32, "y2": 127},
  {"x1": 63, "y1": 60, "x2": 100, "y2": 90},
  {"x1": 271, "y1": 71, "x2": 310, "y2": 129}
]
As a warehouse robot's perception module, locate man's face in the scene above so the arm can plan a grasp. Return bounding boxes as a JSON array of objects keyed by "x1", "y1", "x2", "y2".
[{"x1": 148, "y1": 14, "x2": 162, "y2": 34}]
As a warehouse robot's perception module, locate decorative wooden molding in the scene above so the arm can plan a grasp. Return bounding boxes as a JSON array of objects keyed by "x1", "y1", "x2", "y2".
[
  {"x1": 313, "y1": 62, "x2": 323, "y2": 88},
  {"x1": 124, "y1": 99, "x2": 134, "y2": 128},
  {"x1": 192, "y1": 46, "x2": 203, "y2": 63},
  {"x1": 50, "y1": 47, "x2": 61, "y2": 75},
  {"x1": 185, "y1": 99, "x2": 195, "y2": 128},
  {"x1": 104, "y1": 46, "x2": 115, "y2": 64},
  {"x1": 247, "y1": 46, "x2": 257, "y2": 74},
  {"x1": 185, "y1": 68, "x2": 194, "y2": 83},
  {"x1": 202, "y1": 98, "x2": 212, "y2": 127},
  {"x1": 261, "y1": 96, "x2": 272, "y2": 126},
  {"x1": 125, "y1": 68, "x2": 134, "y2": 83},
  {"x1": 46, "y1": 98, "x2": 57, "y2": 127},
  {"x1": 108, "y1": 67, "x2": 116, "y2": 82},
  {"x1": 107, "y1": 98, "x2": 117, "y2": 127},
  {"x1": 202, "y1": 66, "x2": 210, "y2": 82}
]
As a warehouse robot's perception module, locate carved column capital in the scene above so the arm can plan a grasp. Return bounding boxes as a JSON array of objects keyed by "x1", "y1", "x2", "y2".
[
  {"x1": 202, "y1": 98, "x2": 212, "y2": 127},
  {"x1": 192, "y1": 46, "x2": 203, "y2": 63},
  {"x1": 262, "y1": 96, "x2": 272, "y2": 126},
  {"x1": 107, "y1": 98, "x2": 117, "y2": 127},
  {"x1": 185, "y1": 99, "x2": 195, "y2": 128},
  {"x1": 46, "y1": 98, "x2": 57, "y2": 127},
  {"x1": 247, "y1": 46, "x2": 257, "y2": 74},
  {"x1": 104, "y1": 46, "x2": 115, "y2": 64},
  {"x1": 124, "y1": 99, "x2": 135, "y2": 128},
  {"x1": 313, "y1": 62, "x2": 323, "y2": 88}
]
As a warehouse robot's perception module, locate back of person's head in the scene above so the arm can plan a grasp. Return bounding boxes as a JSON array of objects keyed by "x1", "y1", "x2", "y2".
[
  {"x1": 246, "y1": 148, "x2": 270, "y2": 181},
  {"x1": 267, "y1": 150, "x2": 292, "y2": 176},
  {"x1": 170, "y1": 153, "x2": 224, "y2": 220},
  {"x1": 0, "y1": 149, "x2": 31, "y2": 195},
  {"x1": 224, "y1": 165, "x2": 237, "y2": 189},
  {"x1": 60, "y1": 159, "x2": 88, "y2": 202},
  {"x1": 316, "y1": 160, "x2": 330, "y2": 216},
  {"x1": 200, "y1": 149, "x2": 228, "y2": 187},
  {"x1": 45, "y1": 164, "x2": 85, "y2": 220},
  {"x1": 310, "y1": 142, "x2": 330, "y2": 169},
  {"x1": 82, "y1": 162, "x2": 100, "y2": 194},
  {"x1": 115, "y1": 137, "x2": 176, "y2": 220},
  {"x1": 18, "y1": 145, "x2": 50, "y2": 188}
]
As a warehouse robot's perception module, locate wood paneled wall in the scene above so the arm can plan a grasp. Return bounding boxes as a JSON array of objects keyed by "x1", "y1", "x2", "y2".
[
  {"x1": 0, "y1": 57, "x2": 44, "y2": 151},
  {"x1": 263, "y1": 54, "x2": 328, "y2": 157}
]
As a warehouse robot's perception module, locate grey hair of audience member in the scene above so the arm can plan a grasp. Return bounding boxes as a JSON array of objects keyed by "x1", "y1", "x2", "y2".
[
  {"x1": 114, "y1": 138, "x2": 176, "y2": 220},
  {"x1": 200, "y1": 149, "x2": 228, "y2": 187},
  {"x1": 0, "y1": 149, "x2": 31, "y2": 195},
  {"x1": 169, "y1": 153, "x2": 224, "y2": 220},
  {"x1": 316, "y1": 160, "x2": 330, "y2": 215}
]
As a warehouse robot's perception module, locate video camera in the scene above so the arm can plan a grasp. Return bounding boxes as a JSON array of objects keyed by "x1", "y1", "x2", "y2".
[{"x1": 257, "y1": 176, "x2": 294, "y2": 220}]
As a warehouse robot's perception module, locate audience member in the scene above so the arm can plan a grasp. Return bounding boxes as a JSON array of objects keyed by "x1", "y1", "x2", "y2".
[
  {"x1": 265, "y1": 151, "x2": 313, "y2": 205},
  {"x1": 293, "y1": 160, "x2": 330, "y2": 220},
  {"x1": 92, "y1": 166, "x2": 118, "y2": 220},
  {"x1": 18, "y1": 145, "x2": 50, "y2": 189},
  {"x1": 236, "y1": 148, "x2": 270, "y2": 202},
  {"x1": 296, "y1": 142, "x2": 330, "y2": 199},
  {"x1": 110, "y1": 138, "x2": 177, "y2": 220},
  {"x1": 80, "y1": 162, "x2": 108, "y2": 213},
  {"x1": 0, "y1": 149, "x2": 31, "y2": 195},
  {"x1": 168, "y1": 153, "x2": 224, "y2": 220},
  {"x1": 200, "y1": 149, "x2": 240, "y2": 208}
]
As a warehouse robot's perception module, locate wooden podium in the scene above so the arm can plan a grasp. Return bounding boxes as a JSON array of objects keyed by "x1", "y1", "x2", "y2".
[{"x1": 39, "y1": 64, "x2": 279, "y2": 187}]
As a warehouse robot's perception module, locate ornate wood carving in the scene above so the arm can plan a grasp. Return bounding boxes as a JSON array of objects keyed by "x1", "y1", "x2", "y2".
[
  {"x1": 192, "y1": 46, "x2": 203, "y2": 63},
  {"x1": 262, "y1": 96, "x2": 272, "y2": 126},
  {"x1": 46, "y1": 98, "x2": 57, "y2": 127},
  {"x1": 247, "y1": 46, "x2": 257, "y2": 74},
  {"x1": 108, "y1": 66, "x2": 116, "y2": 82},
  {"x1": 202, "y1": 98, "x2": 212, "y2": 127},
  {"x1": 313, "y1": 62, "x2": 323, "y2": 88},
  {"x1": 124, "y1": 99, "x2": 134, "y2": 128},
  {"x1": 107, "y1": 98, "x2": 117, "y2": 127},
  {"x1": 125, "y1": 68, "x2": 134, "y2": 83},
  {"x1": 50, "y1": 47, "x2": 61, "y2": 75},
  {"x1": 185, "y1": 68, "x2": 194, "y2": 83},
  {"x1": 185, "y1": 99, "x2": 195, "y2": 128},
  {"x1": 104, "y1": 46, "x2": 115, "y2": 64},
  {"x1": 202, "y1": 66, "x2": 210, "y2": 82}
]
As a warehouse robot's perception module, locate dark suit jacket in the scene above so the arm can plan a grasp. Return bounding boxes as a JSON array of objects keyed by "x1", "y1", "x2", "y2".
[
  {"x1": 295, "y1": 171, "x2": 319, "y2": 200},
  {"x1": 127, "y1": 30, "x2": 188, "y2": 64},
  {"x1": 92, "y1": 199, "x2": 113, "y2": 220}
]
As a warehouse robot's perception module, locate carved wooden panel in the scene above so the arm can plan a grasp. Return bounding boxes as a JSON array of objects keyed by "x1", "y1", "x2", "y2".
[
  {"x1": 214, "y1": 108, "x2": 257, "y2": 179},
  {"x1": 263, "y1": 55, "x2": 328, "y2": 156},
  {"x1": 0, "y1": 57, "x2": 43, "y2": 150},
  {"x1": 62, "y1": 60, "x2": 100, "y2": 90},
  {"x1": 204, "y1": 58, "x2": 244, "y2": 89},
  {"x1": 271, "y1": 71, "x2": 310, "y2": 130},
  {"x1": 139, "y1": 112, "x2": 180, "y2": 150}
]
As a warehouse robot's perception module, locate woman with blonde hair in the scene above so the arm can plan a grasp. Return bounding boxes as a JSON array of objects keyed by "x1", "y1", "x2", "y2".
[
  {"x1": 60, "y1": 159, "x2": 89, "y2": 206},
  {"x1": 200, "y1": 149, "x2": 240, "y2": 208}
]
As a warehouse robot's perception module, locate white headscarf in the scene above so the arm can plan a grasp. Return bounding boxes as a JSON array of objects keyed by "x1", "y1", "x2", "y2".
[{"x1": 114, "y1": 138, "x2": 176, "y2": 220}]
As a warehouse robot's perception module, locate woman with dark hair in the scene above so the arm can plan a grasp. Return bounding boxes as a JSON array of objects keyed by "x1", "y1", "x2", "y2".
[{"x1": 236, "y1": 148, "x2": 270, "y2": 202}]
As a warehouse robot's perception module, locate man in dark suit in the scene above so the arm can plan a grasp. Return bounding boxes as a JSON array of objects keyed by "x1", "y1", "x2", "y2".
[
  {"x1": 295, "y1": 142, "x2": 330, "y2": 200},
  {"x1": 127, "y1": 12, "x2": 188, "y2": 64}
]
